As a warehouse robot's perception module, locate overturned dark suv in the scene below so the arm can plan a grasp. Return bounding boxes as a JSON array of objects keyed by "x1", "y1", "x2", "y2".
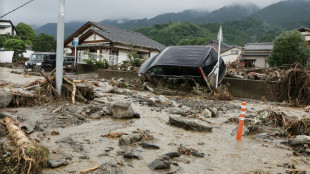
[
  {"x1": 24, "y1": 52, "x2": 56, "y2": 72},
  {"x1": 139, "y1": 46, "x2": 226, "y2": 89}
]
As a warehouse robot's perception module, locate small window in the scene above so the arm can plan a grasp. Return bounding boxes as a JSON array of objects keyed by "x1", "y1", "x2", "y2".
[{"x1": 231, "y1": 50, "x2": 239, "y2": 55}]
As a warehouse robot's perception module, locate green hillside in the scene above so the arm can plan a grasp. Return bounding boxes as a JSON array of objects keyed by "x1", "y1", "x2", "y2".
[
  {"x1": 251, "y1": 0, "x2": 310, "y2": 29},
  {"x1": 136, "y1": 18, "x2": 282, "y2": 46}
]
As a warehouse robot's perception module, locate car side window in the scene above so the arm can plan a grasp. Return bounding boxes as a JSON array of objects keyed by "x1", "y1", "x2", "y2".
[{"x1": 204, "y1": 55, "x2": 212, "y2": 66}]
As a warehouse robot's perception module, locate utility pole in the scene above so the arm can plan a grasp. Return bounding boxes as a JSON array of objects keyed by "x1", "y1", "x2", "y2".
[{"x1": 56, "y1": 0, "x2": 65, "y2": 95}]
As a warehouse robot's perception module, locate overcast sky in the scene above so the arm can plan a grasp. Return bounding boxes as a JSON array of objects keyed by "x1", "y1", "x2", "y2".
[{"x1": 1, "y1": 0, "x2": 281, "y2": 26}]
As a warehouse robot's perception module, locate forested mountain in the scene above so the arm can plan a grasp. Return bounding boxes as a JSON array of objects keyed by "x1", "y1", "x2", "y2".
[
  {"x1": 35, "y1": 21, "x2": 85, "y2": 38},
  {"x1": 34, "y1": 0, "x2": 310, "y2": 46},
  {"x1": 101, "y1": 4, "x2": 259, "y2": 30},
  {"x1": 136, "y1": 18, "x2": 281, "y2": 46},
  {"x1": 251, "y1": 0, "x2": 310, "y2": 29}
]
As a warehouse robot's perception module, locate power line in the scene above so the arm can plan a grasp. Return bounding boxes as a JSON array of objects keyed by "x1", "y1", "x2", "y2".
[{"x1": 0, "y1": 0, "x2": 34, "y2": 19}]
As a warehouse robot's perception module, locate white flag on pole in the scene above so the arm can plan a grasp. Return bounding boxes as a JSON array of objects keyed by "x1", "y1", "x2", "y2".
[{"x1": 217, "y1": 26, "x2": 223, "y2": 42}]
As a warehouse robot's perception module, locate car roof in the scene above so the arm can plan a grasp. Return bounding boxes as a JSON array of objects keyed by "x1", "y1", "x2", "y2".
[
  {"x1": 149, "y1": 46, "x2": 213, "y2": 68},
  {"x1": 32, "y1": 52, "x2": 56, "y2": 55}
]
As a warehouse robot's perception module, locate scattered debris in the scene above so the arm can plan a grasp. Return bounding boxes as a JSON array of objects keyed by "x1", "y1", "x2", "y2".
[
  {"x1": 3, "y1": 117, "x2": 49, "y2": 173},
  {"x1": 102, "y1": 132, "x2": 126, "y2": 138},
  {"x1": 269, "y1": 63, "x2": 310, "y2": 106}
]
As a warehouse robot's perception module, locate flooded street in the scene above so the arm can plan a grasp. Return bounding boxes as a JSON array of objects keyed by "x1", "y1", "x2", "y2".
[{"x1": 1, "y1": 67, "x2": 309, "y2": 173}]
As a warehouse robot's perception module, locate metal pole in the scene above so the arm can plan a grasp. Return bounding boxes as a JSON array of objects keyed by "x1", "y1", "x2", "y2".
[
  {"x1": 56, "y1": 0, "x2": 65, "y2": 95},
  {"x1": 74, "y1": 45, "x2": 77, "y2": 69},
  {"x1": 216, "y1": 26, "x2": 222, "y2": 89}
]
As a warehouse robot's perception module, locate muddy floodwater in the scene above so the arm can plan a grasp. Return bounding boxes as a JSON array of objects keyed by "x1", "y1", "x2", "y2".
[{"x1": 0, "y1": 67, "x2": 309, "y2": 174}]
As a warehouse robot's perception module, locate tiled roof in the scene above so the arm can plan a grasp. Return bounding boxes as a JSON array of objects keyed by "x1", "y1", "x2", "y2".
[
  {"x1": 244, "y1": 42, "x2": 273, "y2": 50},
  {"x1": 89, "y1": 21, "x2": 165, "y2": 51},
  {"x1": 297, "y1": 26, "x2": 310, "y2": 32}
]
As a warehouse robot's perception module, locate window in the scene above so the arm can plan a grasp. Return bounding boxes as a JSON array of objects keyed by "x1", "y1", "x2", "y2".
[{"x1": 231, "y1": 50, "x2": 239, "y2": 55}]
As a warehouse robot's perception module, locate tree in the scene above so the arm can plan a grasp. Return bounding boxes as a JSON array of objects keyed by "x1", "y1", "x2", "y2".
[
  {"x1": 0, "y1": 34, "x2": 20, "y2": 48},
  {"x1": 16, "y1": 22, "x2": 37, "y2": 45},
  {"x1": 268, "y1": 30, "x2": 310, "y2": 67},
  {"x1": 33, "y1": 33, "x2": 56, "y2": 52},
  {"x1": 4, "y1": 39, "x2": 26, "y2": 60}
]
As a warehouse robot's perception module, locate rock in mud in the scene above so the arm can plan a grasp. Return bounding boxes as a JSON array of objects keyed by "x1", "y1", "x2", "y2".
[
  {"x1": 119, "y1": 134, "x2": 142, "y2": 145},
  {"x1": 111, "y1": 102, "x2": 134, "y2": 119},
  {"x1": 158, "y1": 95, "x2": 172, "y2": 107},
  {"x1": 168, "y1": 108, "x2": 186, "y2": 116},
  {"x1": 124, "y1": 151, "x2": 141, "y2": 160},
  {"x1": 201, "y1": 108, "x2": 212, "y2": 118},
  {"x1": 163, "y1": 152, "x2": 180, "y2": 158},
  {"x1": 210, "y1": 108, "x2": 219, "y2": 117},
  {"x1": 0, "y1": 89, "x2": 12, "y2": 108},
  {"x1": 139, "y1": 142, "x2": 160, "y2": 149},
  {"x1": 191, "y1": 151, "x2": 205, "y2": 158},
  {"x1": 288, "y1": 135, "x2": 310, "y2": 146},
  {"x1": 169, "y1": 115, "x2": 213, "y2": 132},
  {"x1": 47, "y1": 158, "x2": 68, "y2": 168},
  {"x1": 0, "y1": 124, "x2": 6, "y2": 136},
  {"x1": 231, "y1": 126, "x2": 249, "y2": 136},
  {"x1": 148, "y1": 155, "x2": 172, "y2": 170}
]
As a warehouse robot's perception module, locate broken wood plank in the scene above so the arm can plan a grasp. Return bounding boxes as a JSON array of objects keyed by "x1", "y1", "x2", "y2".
[
  {"x1": 80, "y1": 165, "x2": 100, "y2": 174},
  {"x1": 52, "y1": 103, "x2": 69, "y2": 113},
  {"x1": 63, "y1": 78, "x2": 76, "y2": 104}
]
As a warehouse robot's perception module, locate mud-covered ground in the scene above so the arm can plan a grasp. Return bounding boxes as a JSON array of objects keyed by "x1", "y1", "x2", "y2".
[{"x1": 0, "y1": 67, "x2": 309, "y2": 174}]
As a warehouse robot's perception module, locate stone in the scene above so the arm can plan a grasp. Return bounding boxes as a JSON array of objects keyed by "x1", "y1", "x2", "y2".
[
  {"x1": 119, "y1": 134, "x2": 142, "y2": 145},
  {"x1": 131, "y1": 134, "x2": 142, "y2": 142},
  {"x1": 119, "y1": 135, "x2": 132, "y2": 145},
  {"x1": 148, "y1": 155, "x2": 172, "y2": 170},
  {"x1": 169, "y1": 115, "x2": 213, "y2": 132},
  {"x1": 139, "y1": 142, "x2": 160, "y2": 149},
  {"x1": 288, "y1": 135, "x2": 310, "y2": 146},
  {"x1": 201, "y1": 109, "x2": 212, "y2": 118},
  {"x1": 47, "y1": 158, "x2": 68, "y2": 168},
  {"x1": 147, "y1": 97, "x2": 157, "y2": 106},
  {"x1": 191, "y1": 151, "x2": 205, "y2": 158},
  {"x1": 158, "y1": 95, "x2": 171, "y2": 107},
  {"x1": 124, "y1": 151, "x2": 140, "y2": 159},
  {"x1": 90, "y1": 112, "x2": 101, "y2": 119},
  {"x1": 111, "y1": 102, "x2": 134, "y2": 119},
  {"x1": 0, "y1": 89, "x2": 12, "y2": 108},
  {"x1": 133, "y1": 113, "x2": 140, "y2": 118},
  {"x1": 210, "y1": 108, "x2": 219, "y2": 117},
  {"x1": 231, "y1": 126, "x2": 249, "y2": 136},
  {"x1": 163, "y1": 152, "x2": 180, "y2": 158},
  {"x1": 168, "y1": 108, "x2": 186, "y2": 116},
  {"x1": 0, "y1": 124, "x2": 6, "y2": 136}
]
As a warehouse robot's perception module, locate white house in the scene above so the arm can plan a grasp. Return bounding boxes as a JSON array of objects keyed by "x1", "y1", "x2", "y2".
[
  {"x1": 240, "y1": 42, "x2": 273, "y2": 68},
  {"x1": 0, "y1": 20, "x2": 17, "y2": 36},
  {"x1": 64, "y1": 21, "x2": 165, "y2": 65},
  {"x1": 220, "y1": 47, "x2": 242, "y2": 64}
]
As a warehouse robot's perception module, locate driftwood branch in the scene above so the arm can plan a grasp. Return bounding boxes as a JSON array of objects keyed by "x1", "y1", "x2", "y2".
[
  {"x1": 63, "y1": 78, "x2": 76, "y2": 104},
  {"x1": 80, "y1": 165, "x2": 100, "y2": 174},
  {"x1": 52, "y1": 103, "x2": 69, "y2": 113}
]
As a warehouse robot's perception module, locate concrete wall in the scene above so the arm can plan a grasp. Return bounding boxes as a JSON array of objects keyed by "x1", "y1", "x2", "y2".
[
  {"x1": 223, "y1": 78, "x2": 270, "y2": 99},
  {"x1": 76, "y1": 64, "x2": 98, "y2": 74},
  {"x1": 97, "y1": 69, "x2": 271, "y2": 99},
  {"x1": 98, "y1": 69, "x2": 139, "y2": 81}
]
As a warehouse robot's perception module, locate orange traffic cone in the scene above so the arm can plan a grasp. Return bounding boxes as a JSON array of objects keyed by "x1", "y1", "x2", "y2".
[{"x1": 236, "y1": 102, "x2": 247, "y2": 140}]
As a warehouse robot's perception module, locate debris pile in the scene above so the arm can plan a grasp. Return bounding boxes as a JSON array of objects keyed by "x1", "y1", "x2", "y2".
[
  {"x1": 1, "y1": 117, "x2": 49, "y2": 174},
  {"x1": 8, "y1": 68, "x2": 95, "y2": 107},
  {"x1": 269, "y1": 63, "x2": 310, "y2": 106}
]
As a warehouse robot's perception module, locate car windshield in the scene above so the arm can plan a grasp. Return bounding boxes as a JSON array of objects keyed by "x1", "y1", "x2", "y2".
[{"x1": 29, "y1": 54, "x2": 45, "y2": 61}]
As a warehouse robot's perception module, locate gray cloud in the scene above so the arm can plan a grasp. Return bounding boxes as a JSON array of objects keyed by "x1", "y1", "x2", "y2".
[{"x1": 1, "y1": 0, "x2": 281, "y2": 26}]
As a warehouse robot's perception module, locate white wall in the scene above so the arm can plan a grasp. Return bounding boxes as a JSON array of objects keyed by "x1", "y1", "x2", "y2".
[
  {"x1": 150, "y1": 51, "x2": 160, "y2": 58},
  {"x1": 221, "y1": 48, "x2": 241, "y2": 64},
  {"x1": 84, "y1": 34, "x2": 105, "y2": 41},
  {"x1": 118, "y1": 50, "x2": 130, "y2": 63},
  {"x1": 245, "y1": 56, "x2": 269, "y2": 68},
  {"x1": 0, "y1": 51, "x2": 14, "y2": 63}
]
